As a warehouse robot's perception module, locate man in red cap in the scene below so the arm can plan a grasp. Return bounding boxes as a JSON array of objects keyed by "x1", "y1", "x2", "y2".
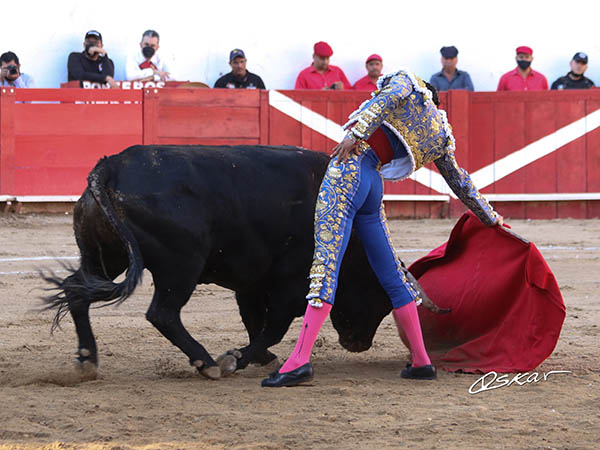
[
  {"x1": 497, "y1": 46, "x2": 548, "y2": 91},
  {"x1": 352, "y1": 54, "x2": 383, "y2": 91},
  {"x1": 295, "y1": 41, "x2": 351, "y2": 90}
]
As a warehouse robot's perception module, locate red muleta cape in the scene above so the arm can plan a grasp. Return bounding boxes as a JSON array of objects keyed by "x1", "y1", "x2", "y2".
[{"x1": 405, "y1": 211, "x2": 566, "y2": 373}]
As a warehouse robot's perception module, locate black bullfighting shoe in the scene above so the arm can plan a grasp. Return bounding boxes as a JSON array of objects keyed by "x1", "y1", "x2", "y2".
[
  {"x1": 261, "y1": 363, "x2": 314, "y2": 387},
  {"x1": 401, "y1": 363, "x2": 437, "y2": 380}
]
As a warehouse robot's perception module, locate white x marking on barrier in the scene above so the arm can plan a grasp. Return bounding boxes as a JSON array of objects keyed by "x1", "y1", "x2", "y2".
[{"x1": 269, "y1": 91, "x2": 600, "y2": 198}]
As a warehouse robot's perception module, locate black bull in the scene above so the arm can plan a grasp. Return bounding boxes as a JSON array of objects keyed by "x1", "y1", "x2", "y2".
[{"x1": 43, "y1": 145, "x2": 445, "y2": 379}]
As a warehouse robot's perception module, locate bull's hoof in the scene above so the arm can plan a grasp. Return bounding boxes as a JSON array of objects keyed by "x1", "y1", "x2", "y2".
[
  {"x1": 79, "y1": 360, "x2": 98, "y2": 378},
  {"x1": 192, "y1": 360, "x2": 221, "y2": 380},
  {"x1": 216, "y1": 349, "x2": 243, "y2": 362},
  {"x1": 192, "y1": 360, "x2": 204, "y2": 369},
  {"x1": 217, "y1": 354, "x2": 238, "y2": 377},
  {"x1": 73, "y1": 349, "x2": 98, "y2": 379},
  {"x1": 74, "y1": 348, "x2": 97, "y2": 370},
  {"x1": 200, "y1": 365, "x2": 221, "y2": 380},
  {"x1": 216, "y1": 349, "x2": 243, "y2": 376}
]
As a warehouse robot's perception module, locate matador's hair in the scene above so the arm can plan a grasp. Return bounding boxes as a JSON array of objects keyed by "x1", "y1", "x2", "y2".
[{"x1": 424, "y1": 81, "x2": 440, "y2": 107}]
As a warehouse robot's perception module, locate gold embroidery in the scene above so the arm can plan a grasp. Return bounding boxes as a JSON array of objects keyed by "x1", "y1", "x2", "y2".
[
  {"x1": 345, "y1": 71, "x2": 452, "y2": 174},
  {"x1": 306, "y1": 150, "x2": 363, "y2": 305},
  {"x1": 328, "y1": 166, "x2": 342, "y2": 179}
]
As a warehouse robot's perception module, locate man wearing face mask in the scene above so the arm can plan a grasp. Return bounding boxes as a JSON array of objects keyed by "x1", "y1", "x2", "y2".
[
  {"x1": 551, "y1": 52, "x2": 595, "y2": 90},
  {"x1": 67, "y1": 30, "x2": 118, "y2": 88},
  {"x1": 497, "y1": 46, "x2": 548, "y2": 91},
  {"x1": 125, "y1": 29, "x2": 173, "y2": 82},
  {"x1": 429, "y1": 46, "x2": 474, "y2": 91},
  {"x1": 0, "y1": 51, "x2": 35, "y2": 88}
]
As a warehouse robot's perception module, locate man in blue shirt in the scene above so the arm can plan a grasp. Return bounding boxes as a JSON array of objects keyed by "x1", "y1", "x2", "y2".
[
  {"x1": 0, "y1": 51, "x2": 35, "y2": 88},
  {"x1": 429, "y1": 46, "x2": 474, "y2": 91}
]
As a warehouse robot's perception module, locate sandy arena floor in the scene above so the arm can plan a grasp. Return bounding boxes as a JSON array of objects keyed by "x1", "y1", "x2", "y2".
[{"x1": 0, "y1": 213, "x2": 598, "y2": 449}]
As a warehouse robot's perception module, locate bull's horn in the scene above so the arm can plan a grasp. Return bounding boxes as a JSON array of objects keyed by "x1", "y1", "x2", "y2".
[{"x1": 403, "y1": 268, "x2": 451, "y2": 315}]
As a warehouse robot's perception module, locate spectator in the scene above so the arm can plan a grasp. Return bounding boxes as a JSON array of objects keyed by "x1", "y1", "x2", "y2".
[
  {"x1": 497, "y1": 46, "x2": 548, "y2": 91},
  {"x1": 214, "y1": 49, "x2": 265, "y2": 89},
  {"x1": 295, "y1": 41, "x2": 351, "y2": 90},
  {"x1": 0, "y1": 51, "x2": 34, "y2": 88},
  {"x1": 353, "y1": 54, "x2": 383, "y2": 91},
  {"x1": 125, "y1": 30, "x2": 173, "y2": 82},
  {"x1": 67, "y1": 30, "x2": 117, "y2": 88},
  {"x1": 551, "y1": 52, "x2": 594, "y2": 90},
  {"x1": 429, "y1": 46, "x2": 474, "y2": 91}
]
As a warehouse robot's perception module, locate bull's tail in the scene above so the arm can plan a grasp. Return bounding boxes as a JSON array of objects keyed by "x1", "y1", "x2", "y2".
[{"x1": 42, "y1": 157, "x2": 144, "y2": 331}]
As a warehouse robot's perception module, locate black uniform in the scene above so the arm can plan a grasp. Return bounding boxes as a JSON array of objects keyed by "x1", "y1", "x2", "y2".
[
  {"x1": 551, "y1": 72, "x2": 595, "y2": 90},
  {"x1": 214, "y1": 71, "x2": 265, "y2": 89},
  {"x1": 67, "y1": 51, "x2": 115, "y2": 84}
]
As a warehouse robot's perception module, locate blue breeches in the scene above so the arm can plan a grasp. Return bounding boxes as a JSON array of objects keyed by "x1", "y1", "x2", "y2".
[{"x1": 306, "y1": 145, "x2": 421, "y2": 309}]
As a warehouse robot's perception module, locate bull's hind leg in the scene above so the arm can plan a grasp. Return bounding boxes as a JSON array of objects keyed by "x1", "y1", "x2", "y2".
[
  {"x1": 70, "y1": 292, "x2": 97, "y2": 372},
  {"x1": 70, "y1": 254, "x2": 128, "y2": 373},
  {"x1": 56, "y1": 269, "x2": 98, "y2": 374},
  {"x1": 146, "y1": 276, "x2": 220, "y2": 380}
]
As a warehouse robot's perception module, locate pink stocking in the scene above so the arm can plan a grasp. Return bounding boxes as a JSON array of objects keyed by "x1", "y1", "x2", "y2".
[
  {"x1": 279, "y1": 302, "x2": 333, "y2": 373},
  {"x1": 392, "y1": 301, "x2": 431, "y2": 367}
]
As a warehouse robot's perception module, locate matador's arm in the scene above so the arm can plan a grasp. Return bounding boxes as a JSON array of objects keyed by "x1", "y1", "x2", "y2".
[{"x1": 434, "y1": 151, "x2": 499, "y2": 226}]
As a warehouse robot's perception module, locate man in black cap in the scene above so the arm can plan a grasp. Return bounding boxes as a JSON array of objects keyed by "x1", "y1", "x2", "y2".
[
  {"x1": 67, "y1": 30, "x2": 118, "y2": 88},
  {"x1": 214, "y1": 49, "x2": 265, "y2": 89},
  {"x1": 551, "y1": 52, "x2": 595, "y2": 90},
  {"x1": 429, "y1": 46, "x2": 474, "y2": 91}
]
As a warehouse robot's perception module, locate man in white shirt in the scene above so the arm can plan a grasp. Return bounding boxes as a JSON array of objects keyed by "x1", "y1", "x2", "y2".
[{"x1": 125, "y1": 30, "x2": 173, "y2": 82}]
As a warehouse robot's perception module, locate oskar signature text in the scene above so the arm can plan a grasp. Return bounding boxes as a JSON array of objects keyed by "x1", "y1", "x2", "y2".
[{"x1": 469, "y1": 370, "x2": 571, "y2": 395}]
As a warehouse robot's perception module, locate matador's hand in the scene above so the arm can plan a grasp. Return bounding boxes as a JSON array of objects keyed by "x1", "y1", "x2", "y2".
[
  {"x1": 331, "y1": 137, "x2": 360, "y2": 164},
  {"x1": 496, "y1": 215, "x2": 504, "y2": 227}
]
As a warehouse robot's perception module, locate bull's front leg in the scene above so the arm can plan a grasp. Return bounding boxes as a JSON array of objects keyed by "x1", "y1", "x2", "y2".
[
  {"x1": 217, "y1": 290, "x2": 277, "y2": 374},
  {"x1": 218, "y1": 293, "x2": 299, "y2": 375},
  {"x1": 218, "y1": 318, "x2": 293, "y2": 375}
]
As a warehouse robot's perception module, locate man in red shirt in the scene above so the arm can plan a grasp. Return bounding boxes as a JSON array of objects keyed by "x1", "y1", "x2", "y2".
[
  {"x1": 295, "y1": 41, "x2": 351, "y2": 90},
  {"x1": 497, "y1": 46, "x2": 548, "y2": 91},
  {"x1": 352, "y1": 54, "x2": 383, "y2": 91}
]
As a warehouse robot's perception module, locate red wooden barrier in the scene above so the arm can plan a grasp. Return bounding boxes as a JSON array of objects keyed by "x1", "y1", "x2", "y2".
[
  {"x1": 0, "y1": 88, "x2": 142, "y2": 195},
  {"x1": 1, "y1": 87, "x2": 599, "y2": 218},
  {"x1": 455, "y1": 90, "x2": 600, "y2": 219},
  {"x1": 143, "y1": 88, "x2": 262, "y2": 146}
]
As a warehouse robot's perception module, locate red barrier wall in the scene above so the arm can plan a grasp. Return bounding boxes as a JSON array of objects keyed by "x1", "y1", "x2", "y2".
[
  {"x1": 143, "y1": 88, "x2": 265, "y2": 146},
  {"x1": 455, "y1": 90, "x2": 600, "y2": 219},
  {"x1": 1, "y1": 87, "x2": 599, "y2": 218},
  {"x1": 0, "y1": 88, "x2": 142, "y2": 195}
]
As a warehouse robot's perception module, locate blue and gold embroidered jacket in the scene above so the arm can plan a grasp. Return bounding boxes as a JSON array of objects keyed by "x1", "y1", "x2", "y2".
[{"x1": 344, "y1": 69, "x2": 498, "y2": 225}]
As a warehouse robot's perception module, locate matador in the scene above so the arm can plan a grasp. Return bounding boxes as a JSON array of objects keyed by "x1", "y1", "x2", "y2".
[{"x1": 262, "y1": 69, "x2": 503, "y2": 387}]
